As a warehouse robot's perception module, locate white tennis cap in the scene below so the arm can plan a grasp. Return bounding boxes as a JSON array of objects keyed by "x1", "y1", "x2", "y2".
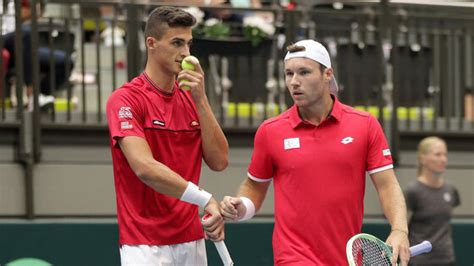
[{"x1": 284, "y1": 39, "x2": 338, "y2": 94}]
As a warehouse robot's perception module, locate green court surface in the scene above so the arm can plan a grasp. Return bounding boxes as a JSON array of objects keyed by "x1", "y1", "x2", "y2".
[{"x1": 0, "y1": 220, "x2": 472, "y2": 265}]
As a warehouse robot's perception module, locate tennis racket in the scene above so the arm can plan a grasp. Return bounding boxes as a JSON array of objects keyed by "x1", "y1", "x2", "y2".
[
  {"x1": 347, "y1": 233, "x2": 432, "y2": 266},
  {"x1": 202, "y1": 215, "x2": 234, "y2": 266}
]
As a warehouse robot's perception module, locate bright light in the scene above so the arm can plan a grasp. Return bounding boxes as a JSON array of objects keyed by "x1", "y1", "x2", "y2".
[{"x1": 333, "y1": 2, "x2": 344, "y2": 10}]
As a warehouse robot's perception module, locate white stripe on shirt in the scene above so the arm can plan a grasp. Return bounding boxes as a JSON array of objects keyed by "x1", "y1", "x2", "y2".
[
  {"x1": 367, "y1": 164, "x2": 394, "y2": 175},
  {"x1": 247, "y1": 172, "x2": 273, "y2": 182}
]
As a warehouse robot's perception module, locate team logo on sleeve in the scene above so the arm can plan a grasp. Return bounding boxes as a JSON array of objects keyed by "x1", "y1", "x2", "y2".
[
  {"x1": 118, "y1": 106, "x2": 133, "y2": 119},
  {"x1": 121, "y1": 121, "x2": 133, "y2": 129},
  {"x1": 383, "y1": 149, "x2": 391, "y2": 156}
]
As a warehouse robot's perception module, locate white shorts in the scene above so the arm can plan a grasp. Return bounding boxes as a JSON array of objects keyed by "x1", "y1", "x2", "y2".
[{"x1": 119, "y1": 239, "x2": 207, "y2": 266}]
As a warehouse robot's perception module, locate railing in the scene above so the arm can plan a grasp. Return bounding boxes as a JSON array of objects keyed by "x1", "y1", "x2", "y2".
[
  {"x1": 1, "y1": 1, "x2": 472, "y2": 131},
  {"x1": 0, "y1": 0, "x2": 473, "y2": 218}
]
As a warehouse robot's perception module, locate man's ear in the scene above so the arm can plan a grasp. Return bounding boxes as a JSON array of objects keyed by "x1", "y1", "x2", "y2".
[
  {"x1": 146, "y1": 37, "x2": 157, "y2": 50},
  {"x1": 325, "y1": 68, "x2": 334, "y2": 82}
]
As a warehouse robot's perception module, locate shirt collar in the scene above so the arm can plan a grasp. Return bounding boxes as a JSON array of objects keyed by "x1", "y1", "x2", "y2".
[
  {"x1": 142, "y1": 72, "x2": 178, "y2": 96},
  {"x1": 289, "y1": 95, "x2": 342, "y2": 128},
  {"x1": 330, "y1": 96, "x2": 343, "y2": 121}
]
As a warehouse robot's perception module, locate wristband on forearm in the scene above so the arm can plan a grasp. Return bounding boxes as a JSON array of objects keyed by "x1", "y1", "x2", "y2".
[
  {"x1": 180, "y1": 182, "x2": 212, "y2": 208},
  {"x1": 238, "y1": 197, "x2": 256, "y2": 221}
]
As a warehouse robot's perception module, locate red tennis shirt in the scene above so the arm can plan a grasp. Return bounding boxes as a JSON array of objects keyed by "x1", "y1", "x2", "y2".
[
  {"x1": 248, "y1": 97, "x2": 393, "y2": 265},
  {"x1": 106, "y1": 73, "x2": 204, "y2": 246}
]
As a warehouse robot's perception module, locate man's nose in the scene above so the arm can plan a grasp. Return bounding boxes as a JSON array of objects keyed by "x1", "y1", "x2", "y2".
[
  {"x1": 182, "y1": 45, "x2": 191, "y2": 57},
  {"x1": 290, "y1": 75, "x2": 300, "y2": 85}
]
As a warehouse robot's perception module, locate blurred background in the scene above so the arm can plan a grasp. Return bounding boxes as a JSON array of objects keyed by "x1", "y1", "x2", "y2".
[{"x1": 0, "y1": 0, "x2": 473, "y2": 265}]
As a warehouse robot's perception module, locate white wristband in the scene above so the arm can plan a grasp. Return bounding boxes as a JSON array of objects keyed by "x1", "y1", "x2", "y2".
[
  {"x1": 180, "y1": 182, "x2": 212, "y2": 208},
  {"x1": 238, "y1": 197, "x2": 255, "y2": 221}
]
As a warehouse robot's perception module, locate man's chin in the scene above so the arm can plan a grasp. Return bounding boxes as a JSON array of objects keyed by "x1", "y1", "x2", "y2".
[{"x1": 293, "y1": 100, "x2": 307, "y2": 107}]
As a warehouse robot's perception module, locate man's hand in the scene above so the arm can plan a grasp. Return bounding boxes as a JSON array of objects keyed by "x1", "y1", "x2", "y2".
[
  {"x1": 177, "y1": 60, "x2": 206, "y2": 101},
  {"x1": 220, "y1": 196, "x2": 247, "y2": 221},
  {"x1": 386, "y1": 230, "x2": 410, "y2": 266},
  {"x1": 202, "y1": 197, "x2": 224, "y2": 242}
]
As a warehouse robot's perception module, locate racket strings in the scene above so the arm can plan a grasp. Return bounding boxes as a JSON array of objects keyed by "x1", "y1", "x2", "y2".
[{"x1": 352, "y1": 238, "x2": 392, "y2": 266}]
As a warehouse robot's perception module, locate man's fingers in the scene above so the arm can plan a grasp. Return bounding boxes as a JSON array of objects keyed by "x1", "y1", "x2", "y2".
[
  {"x1": 391, "y1": 246, "x2": 409, "y2": 266},
  {"x1": 220, "y1": 197, "x2": 239, "y2": 216},
  {"x1": 203, "y1": 219, "x2": 222, "y2": 232},
  {"x1": 203, "y1": 215, "x2": 225, "y2": 241},
  {"x1": 194, "y1": 61, "x2": 204, "y2": 74},
  {"x1": 391, "y1": 249, "x2": 399, "y2": 265},
  {"x1": 399, "y1": 245, "x2": 410, "y2": 266},
  {"x1": 205, "y1": 226, "x2": 224, "y2": 241},
  {"x1": 202, "y1": 212, "x2": 223, "y2": 231},
  {"x1": 220, "y1": 209, "x2": 237, "y2": 220}
]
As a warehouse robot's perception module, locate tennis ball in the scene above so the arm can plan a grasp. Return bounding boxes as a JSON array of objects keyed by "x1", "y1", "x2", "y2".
[
  {"x1": 181, "y1": 55, "x2": 199, "y2": 70},
  {"x1": 180, "y1": 56, "x2": 200, "y2": 90}
]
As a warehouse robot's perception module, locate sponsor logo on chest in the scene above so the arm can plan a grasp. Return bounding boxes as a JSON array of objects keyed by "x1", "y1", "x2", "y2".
[
  {"x1": 341, "y1": 136, "x2": 354, "y2": 144},
  {"x1": 284, "y1": 138, "x2": 300, "y2": 150},
  {"x1": 153, "y1": 120, "x2": 165, "y2": 127}
]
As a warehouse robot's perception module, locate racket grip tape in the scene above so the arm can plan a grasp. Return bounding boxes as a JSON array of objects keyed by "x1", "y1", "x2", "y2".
[
  {"x1": 409, "y1": 241, "x2": 432, "y2": 257},
  {"x1": 202, "y1": 214, "x2": 234, "y2": 265},
  {"x1": 214, "y1": 240, "x2": 234, "y2": 266}
]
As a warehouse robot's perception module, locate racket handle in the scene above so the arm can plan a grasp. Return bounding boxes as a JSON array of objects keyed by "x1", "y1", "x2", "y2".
[
  {"x1": 214, "y1": 240, "x2": 234, "y2": 266},
  {"x1": 202, "y1": 214, "x2": 234, "y2": 265},
  {"x1": 409, "y1": 240, "x2": 432, "y2": 257}
]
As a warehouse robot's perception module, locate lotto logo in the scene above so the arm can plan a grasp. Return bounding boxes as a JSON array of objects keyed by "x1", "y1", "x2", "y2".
[{"x1": 341, "y1": 137, "x2": 354, "y2": 144}]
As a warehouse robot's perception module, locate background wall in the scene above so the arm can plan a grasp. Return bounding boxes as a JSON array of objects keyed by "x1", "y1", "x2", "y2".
[{"x1": 1, "y1": 145, "x2": 473, "y2": 217}]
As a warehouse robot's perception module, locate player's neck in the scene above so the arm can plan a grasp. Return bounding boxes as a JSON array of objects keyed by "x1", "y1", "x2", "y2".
[
  {"x1": 418, "y1": 172, "x2": 444, "y2": 188},
  {"x1": 144, "y1": 64, "x2": 175, "y2": 92},
  {"x1": 299, "y1": 93, "x2": 334, "y2": 126}
]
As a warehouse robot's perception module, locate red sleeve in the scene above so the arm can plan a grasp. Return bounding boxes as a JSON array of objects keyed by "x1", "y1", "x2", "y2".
[
  {"x1": 366, "y1": 115, "x2": 393, "y2": 174},
  {"x1": 106, "y1": 90, "x2": 146, "y2": 147},
  {"x1": 247, "y1": 123, "x2": 273, "y2": 182}
]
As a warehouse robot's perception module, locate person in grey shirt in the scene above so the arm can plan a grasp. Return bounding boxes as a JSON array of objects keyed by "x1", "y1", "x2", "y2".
[{"x1": 405, "y1": 136, "x2": 460, "y2": 266}]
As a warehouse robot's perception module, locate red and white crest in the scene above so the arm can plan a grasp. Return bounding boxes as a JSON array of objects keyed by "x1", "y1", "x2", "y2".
[{"x1": 119, "y1": 106, "x2": 133, "y2": 119}]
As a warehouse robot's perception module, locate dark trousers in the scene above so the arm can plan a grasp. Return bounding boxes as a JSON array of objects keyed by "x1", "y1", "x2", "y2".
[{"x1": 3, "y1": 26, "x2": 74, "y2": 96}]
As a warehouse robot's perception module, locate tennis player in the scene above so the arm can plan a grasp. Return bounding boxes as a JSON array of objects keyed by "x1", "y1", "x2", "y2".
[
  {"x1": 106, "y1": 6, "x2": 229, "y2": 265},
  {"x1": 405, "y1": 136, "x2": 460, "y2": 265},
  {"x1": 220, "y1": 39, "x2": 410, "y2": 265}
]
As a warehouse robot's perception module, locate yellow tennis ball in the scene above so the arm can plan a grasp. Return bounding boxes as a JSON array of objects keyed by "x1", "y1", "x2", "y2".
[
  {"x1": 180, "y1": 56, "x2": 200, "y2": 90},
  {"x1": 181, "y1": 55, "x2": 199, "y2": 70}
]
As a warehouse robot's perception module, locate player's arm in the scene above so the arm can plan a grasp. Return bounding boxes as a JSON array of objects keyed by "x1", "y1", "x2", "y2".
[
  {"x1": 118, "y1": 135, "x2": 224, "y2": 240},
  {"x1": 220, "y1": 177, "x2": 271, "y2": 221},
  {"x1": 119, "y1": 136, "x2": 188, "y2": 197},
  {"x1": 195, "y1": 95, "x2": 229, "y2": 171},
  {"x1": 370, "y1": 169, "x2": 410, "y2": 265},
  {"x1": 177, "y1": 61, "x2": 229, "y2": 171}
]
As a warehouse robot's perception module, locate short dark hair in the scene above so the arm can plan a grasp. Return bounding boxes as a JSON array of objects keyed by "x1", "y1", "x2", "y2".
[
  {"x1": 144, "y1": 6, "x2": 196, "y2": 40},
  {"x1": 286, "y1": 43, "x2": 326, "y2": 74}
]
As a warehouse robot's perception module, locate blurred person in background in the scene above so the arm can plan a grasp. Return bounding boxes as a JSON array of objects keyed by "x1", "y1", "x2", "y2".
[
  {"x1": 106, "y1": 6, "x2": 228, "y2": 265},
  {"x1": 174, "y1": 0, "x2": 269, "y2": 23},
  {"x1": 404, "y1": 136, "x2": 460, "y2": 266},
  {"x1": 2, "y1": 0, "x2": 74, "y2": 110}
]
